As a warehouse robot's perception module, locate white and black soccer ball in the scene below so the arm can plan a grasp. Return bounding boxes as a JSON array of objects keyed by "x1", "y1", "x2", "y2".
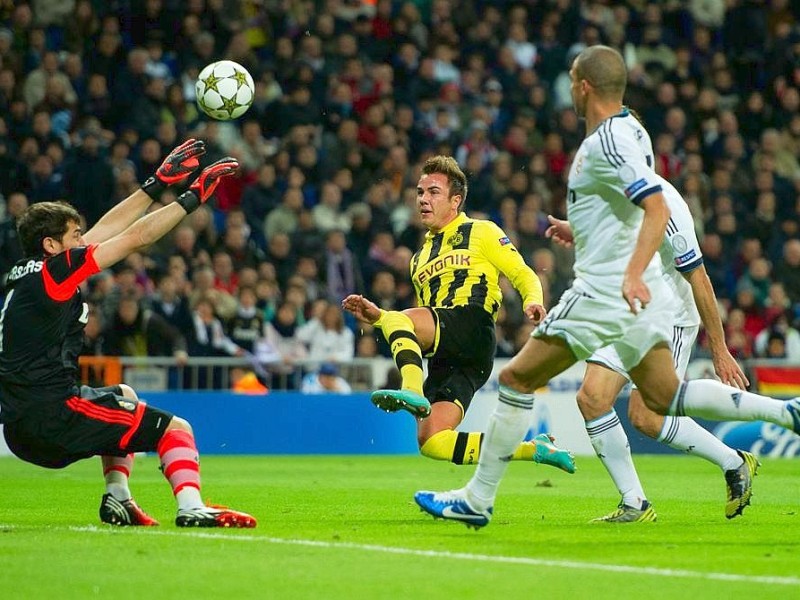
[{"x1": 195, "y1": 60, "x2": 255, "y2": 121}]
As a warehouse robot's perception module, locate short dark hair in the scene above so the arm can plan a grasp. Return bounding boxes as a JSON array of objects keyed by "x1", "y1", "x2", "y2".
[
  {"x1": 574, "y1": 45, "x2": 627, "y2": 99},
  {"x1": 421, "y1": 155, "x2": 468, "y2": 211},
  {"x1": 17, "y1": 201, "x2": 82, "y2": 257}
]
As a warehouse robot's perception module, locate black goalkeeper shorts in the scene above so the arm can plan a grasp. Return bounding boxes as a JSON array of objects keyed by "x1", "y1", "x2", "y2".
[{"x1": 3, "y1": 385, "x2": 173, "y2": 469}]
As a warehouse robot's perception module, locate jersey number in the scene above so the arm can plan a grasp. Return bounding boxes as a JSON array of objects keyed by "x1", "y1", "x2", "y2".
[
  {"x1": 0, "y1": 289, "x2": 15, "y2": 353},
  {"x1": 568, "y1": 189, "x2": 577, "y2": 204}
]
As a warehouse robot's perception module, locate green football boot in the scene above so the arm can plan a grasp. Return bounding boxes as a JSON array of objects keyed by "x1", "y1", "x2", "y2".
[{"x1": 370, "y1": 389, "x2": 431, "y2": 418}]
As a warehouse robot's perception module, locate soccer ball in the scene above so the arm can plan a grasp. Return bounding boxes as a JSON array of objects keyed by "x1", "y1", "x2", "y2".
[{"x1": 196, "y1": 60, "x2": 255, "y2": 121}]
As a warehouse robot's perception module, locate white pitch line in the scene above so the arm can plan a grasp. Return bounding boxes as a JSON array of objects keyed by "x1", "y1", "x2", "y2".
[{"x1": 64, "y1": 526, "x2": 800, "y2": 587}]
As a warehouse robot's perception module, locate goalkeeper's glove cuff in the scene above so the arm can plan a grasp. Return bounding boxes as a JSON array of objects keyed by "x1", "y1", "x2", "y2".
[
  {"x1": 141, "y1": 176, "x2": 166, "y2": 200},
  {"x1": 176, "y1": 189, "x2": 201, "y2": 213}
]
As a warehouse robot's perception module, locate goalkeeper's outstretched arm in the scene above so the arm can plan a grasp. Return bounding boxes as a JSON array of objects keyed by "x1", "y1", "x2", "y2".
[{"x1": 84, "y1": 139, "x2": 207, "y2": 244}]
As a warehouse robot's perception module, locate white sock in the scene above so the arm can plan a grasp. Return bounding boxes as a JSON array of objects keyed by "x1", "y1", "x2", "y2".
[
  {"x1": 671, "y1": 380, "x2": 792, "y2": 427},
  {"x1": 585, "y1": 410, "x2": 646, "y2": 509},
  {"x1": 105, "y1": 471, "x2": 131, "y2": 502},
  {"x1": 658, "y1": 416, "x2": 742, "y2": 471},
  {"x1": 102, "y1": 455, "x2": 133, "y2": 501},
  {"x1": 465, "y1": 385, "x2": 534, "y2": 509},
  {"x1": 176, "y1": 487, "x2": 205, "y2": 511}
]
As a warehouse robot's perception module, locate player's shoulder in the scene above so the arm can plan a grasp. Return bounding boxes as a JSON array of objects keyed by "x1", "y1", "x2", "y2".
[
  {"x1": 466, "y1": 216, "x2": 507, "y2": 239},
  {"x1": 660, "y1": 179, "x2": 694, "y2": 224},
  {"x1": 466, "y1": 214, "x2": 500, "y2": 230}
]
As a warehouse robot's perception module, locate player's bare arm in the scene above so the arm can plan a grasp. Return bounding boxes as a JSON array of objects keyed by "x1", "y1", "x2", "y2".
[
  {"x1": 84, "y1": 139, "x2": 206, "y2": 245},
  {"x1": 684, "y1": 265, "x2": 749, "y2": 390},
  {"x1": 545, "y1": 215, "x2": 574, "y2": 248},
  {"x1": 341, "y1": 295, "x2": 381, "y2": 324},
  {"x1": 623, "y1": 192, "x2": 670, "y2": 314}
]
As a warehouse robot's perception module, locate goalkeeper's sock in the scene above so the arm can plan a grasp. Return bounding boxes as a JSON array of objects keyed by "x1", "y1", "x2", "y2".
[
  {"x1": 102, "y1": 454, "x2": 133, "y2": 501},
  {"x1": 377, "y1": 311, "x2": 424, "y2": 396},
  {"x1": 421, "y1": 429, "x2": 483, "y2": 465},
  {"x1": 586, "y1": 410, "x2": 647, "y2": 509},
  {"x1": 657, "y1": 415, "x2": 742, "y2": 471},
  {"x1": 157, "y1": 429, "x2": 204, "y2": 510},
  {"x1": 465, "y1": 386, "x2": 534, "y2": 509}
]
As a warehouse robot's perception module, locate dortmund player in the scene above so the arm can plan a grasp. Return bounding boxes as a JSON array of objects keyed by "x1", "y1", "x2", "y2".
[{"x1": 342, "y1": 155, "x2": 575, "y2": 472}]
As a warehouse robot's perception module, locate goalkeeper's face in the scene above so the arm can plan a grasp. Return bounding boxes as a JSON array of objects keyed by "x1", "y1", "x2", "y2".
[
  {"x1": 416, "y1": 172, "x2": 462, "y2": 234},
  {"x1": 45, "y1": 220, "x2": 85, "y2": 257}
]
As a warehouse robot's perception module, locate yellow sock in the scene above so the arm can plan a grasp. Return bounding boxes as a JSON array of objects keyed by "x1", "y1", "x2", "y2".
[
  {"x1": 512, "y1": 440, "x2": 536, "y2": 461},
  {"x1": 378, "y1": 311, "x2": 424, "y2": 396},
  {"x1": 420, "y1": 429, "x2": 483, "y2": 465}
]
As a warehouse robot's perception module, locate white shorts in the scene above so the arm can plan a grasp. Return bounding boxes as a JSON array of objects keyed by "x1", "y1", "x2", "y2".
[
  {"x1": 588, "y1": 324, "x2": 700, "y2": 384},
  {"x1": 534, "y1": 281, "x2": 673, "y2": 372}
]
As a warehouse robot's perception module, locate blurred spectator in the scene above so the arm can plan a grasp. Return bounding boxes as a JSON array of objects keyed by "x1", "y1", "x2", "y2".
[
  {"x1": 212, "y1": 250, "x2": 239, "y2": 295},
  {"x1": 104, "y1": 293, "x2": 188, "y2": 363},
  {"x1": 297, "y1": 303, "x2": 355, "y2": 366},
  {"x1": 262, "y1": 300, "x2": 309, "y2": 388},
  {"x1": 725, "y1": 307, "x2": 754, "y2": 360},
  {"x1": 324, "y1": 229, "x2": 363, "y2": 304},
  {"x1": 300, "y1": 362, "x2": 352, "y2": 394},
  {"x1": 0, "y1": 191, "x2": 28, "y2": 283},
  {"x1": 150, "y1": 273, "x2": 193, "y2": 340},
  {"x1": 240, "y1": 162, "x2": 280, "y2": 249},
  {"x1": 187, "y1": 296, "x2": 243, "y2": 358},
  {"x1": 63, "y1": 130, "x2": 114, "y2": 226},
  {"x1": 23, "y1": 50, "x2": 77, "y2": 111},
  {"x1": 754, "y1": 310, "x2": 800, "y2": 361},
  {"x1": 773, "y1": 239, "x2": 800, "y2": 305},
  {"x1": 228, "y1": 285, "x2": 266, "y2": 355},
  {"x1": 189, "y1": 265, "x2": 237, "y2": 321},
  {"x1": 264, "y1": 186, "x2": 303, "y2": 240},
  {"x1": 736, "y1": 256, "x2": 773, "y2": 308},
  {"x1": 313, "y1": 180, "x2": 351, "y2": 233}
]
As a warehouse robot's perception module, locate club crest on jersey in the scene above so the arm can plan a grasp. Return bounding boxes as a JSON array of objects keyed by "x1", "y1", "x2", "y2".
[
  {"x1": 618, "y1": 164, "x2": 636, "y2": 183},
  {"x1": 671, "y1": 234, "x2": 688, "y2": 253},
  {"x1": 117, "y1": 399, "x2": 136, "y2": 412},
  {"x1": 624, "y1": 178, "x2": 647, "y2": 198},
  {"x1": 447, "y1": 232, "x2": 464, "y2": 247}
]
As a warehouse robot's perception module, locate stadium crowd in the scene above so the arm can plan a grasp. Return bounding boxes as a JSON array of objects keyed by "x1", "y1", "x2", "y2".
[{"x1": 0, "y1": 0, "x2": 799, "y2": 388}]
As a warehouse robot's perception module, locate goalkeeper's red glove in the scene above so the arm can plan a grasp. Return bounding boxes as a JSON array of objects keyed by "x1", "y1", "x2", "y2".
[
  {"x1": 141, "y1": 138, "x2": 206, "y2": 199},
  {"x1": 175, "y1": 156, "x2": 239, "y2": 213}
]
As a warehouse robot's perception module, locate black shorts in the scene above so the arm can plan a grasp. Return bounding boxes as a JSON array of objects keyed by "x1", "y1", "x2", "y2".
[
  {"x1": 423, "y1": 305, "x2": 496, "y2": 414},
  {"x1": 2, "y1": 385, "x2": 173, "y2": 469}
]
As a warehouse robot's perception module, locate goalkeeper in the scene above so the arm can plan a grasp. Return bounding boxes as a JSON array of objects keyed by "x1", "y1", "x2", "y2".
[
  {"x1": 0, "y1": 139, "x2": 256, "y2": 528},
  {"x1": 343, "y1": 155, "x2": 575, "y2": 473}
]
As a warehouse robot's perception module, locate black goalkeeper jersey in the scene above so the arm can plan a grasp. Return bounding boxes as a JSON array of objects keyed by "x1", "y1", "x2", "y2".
[{"x1": 0, "y1": 246, "x2": 100, "y2": 422}]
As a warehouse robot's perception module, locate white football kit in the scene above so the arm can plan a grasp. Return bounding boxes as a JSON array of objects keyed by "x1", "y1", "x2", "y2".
[
  {"x1": 591, "y1": 176, "x2": 704, "y2": 380},
  {"x1": 535, "y1": 109, "x2": 673, "y2": 370}
]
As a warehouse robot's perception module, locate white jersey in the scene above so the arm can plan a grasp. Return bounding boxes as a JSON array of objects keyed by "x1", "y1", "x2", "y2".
[
  {"x1": 566, "y1": 109, "x2": 663, "y2": 296},
  {"x1": 658, "y1": 177, "x2": 702, "y2": 327}
]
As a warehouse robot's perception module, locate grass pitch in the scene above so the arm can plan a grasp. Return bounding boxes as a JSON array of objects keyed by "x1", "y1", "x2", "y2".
[{"x1": 0, "y1": 453, "x2": 798, "y2": 599}]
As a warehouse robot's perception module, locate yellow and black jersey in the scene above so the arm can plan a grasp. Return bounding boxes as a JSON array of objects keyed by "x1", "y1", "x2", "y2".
[{"x1": 410, "y1": 213, "x2": 543, "y2": 320}]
